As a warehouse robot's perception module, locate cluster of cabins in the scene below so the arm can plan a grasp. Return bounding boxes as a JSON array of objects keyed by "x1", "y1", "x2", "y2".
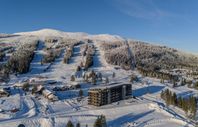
[
  {"x1": 88, "y1": 83, "x2": 132, "y2": 106},
  {"x1": 0, "y1": 74, "x2": 133, "y2": 106},
  {"x1": 26, "y1": 84, "x2": 59, "y2": 101},
  {"x1": 13, "y1": 81, "x2": 59, "y2": 102},
  {"x1": 53, "y1": 82, "x2": 81, "y2": 91},
  {"x1": 32, "y1": 82, "x2": 81, "y2": 101},
  {"x1": 12, "y1": 77, "x2": 82, "y2": 101}
]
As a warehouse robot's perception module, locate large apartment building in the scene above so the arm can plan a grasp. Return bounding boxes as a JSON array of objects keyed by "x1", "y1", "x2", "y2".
[{"x1": 88, "y1": 83, "x2": 132, "y2": 106}]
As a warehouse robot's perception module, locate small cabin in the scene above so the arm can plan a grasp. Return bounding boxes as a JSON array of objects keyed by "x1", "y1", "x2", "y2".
[
  {"x1": 14, "y1": 83, "x2": 25, "y2": 88},
  {"x1": 35, "y1": 85, "x2": 45, "y2": 93},
  {"x1": 42, "y1": 89, "x2": 58, "y2": 101},
  {"x1": 11, "y1": 108, "x2": 19, "y2": 113},
  {"x1": 0, "y1": 88, "x2": 10, "y2": 97}
]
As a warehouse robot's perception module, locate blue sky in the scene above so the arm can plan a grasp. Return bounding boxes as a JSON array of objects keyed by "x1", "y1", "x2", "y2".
[{"x1": 0, "y1": 0, "x2": 198, "y2": 53}]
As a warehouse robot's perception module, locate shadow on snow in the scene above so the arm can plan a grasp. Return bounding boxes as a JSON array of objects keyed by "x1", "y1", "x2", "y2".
[
  {"x1": 108, "y1": 110, "x2": 155, "y2": 127},
  {"x1": 133, "y1": 85, "x2": 165, "y2": 97}
]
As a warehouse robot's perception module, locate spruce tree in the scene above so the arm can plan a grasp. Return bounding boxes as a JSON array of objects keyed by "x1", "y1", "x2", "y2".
[
  {"x1": 66, "y1": 120, "x2": 74, "y2": 127},
  {"x1": 172, "y1": 93, "x2": 177, "y2": 105},
  {"x1": 189, "y1": 96, "x2": 197, "y2": 119},
  {"x1": 92, "y1": 76, "x2": 97, "y2": 85},
  {"x1": 85, "y1": 75, "x2": 89, "y2": 82},
  {"x1": 160, "y1": 90, "x2": 164, "y2": 100},
  {"x1": 71, "y1": 75, "x2": 75, "y2": 81},
  {"x1": 76, "y1": 66, "x2": 81, "y2": 72},
  {"x1": 100, "y1": 115, "x2": 107, "y2": 127},
  {"x1": 98, "y1": 73, "x2": 102, "y2": 81},
  {"x1": 160, "y1": 78, "x2": 164, "y2": 84},
  {"x1": 105, "y1": 77, "x2": 109, "y2": 84},
  {"x1": 112, "y1": 72, "x2": 115, "y2": 78},
  {"x1": 94, "y1": 117, "x2": 102, "y2": 127},
  {"x1": 76, "y1": 122, "x2": 80, "y2": 127},
  {"x1": 22, "y1": 82, "x2": 30, "y2": 91},
  {"x1": 79, "y1": 89, "x2": 83, "y2": 97},
  {"x1": 173, "y1": 80, "x2": 177, "y2": 88},
  {"x1": 94, "y1": 115, "x2": 107, "y2": 127},
  {"x1": 177, "y1": 96, "x2": 182, "y2": 108}
]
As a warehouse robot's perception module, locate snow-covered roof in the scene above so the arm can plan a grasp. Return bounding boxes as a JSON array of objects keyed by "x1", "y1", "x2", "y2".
[
  {"x1": 42, "y1": 89, "x2": 53, "y2": 96},
  {"x1": 36, "y1": 85, "x2": 44, "y2": 92},
  {"x1": 90, "y1": 82, "x2": 131, "y2": 90},
  {"x1": 0, "y1": 88, "x2": 7, "y2": 92},
  {"x1": 14, "y1": 83, "x2": 24, "y2": 87}
]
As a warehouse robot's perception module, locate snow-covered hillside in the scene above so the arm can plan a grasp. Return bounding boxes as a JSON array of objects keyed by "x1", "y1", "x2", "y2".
[
  {"x1": 15, "y1": 28, "x2": 125, "y2": 42},
  {"x1": 15, "y1": 29, "x2": 88, "y2": 40},
  {"x1": 0, "y1": 28, "x2": 197, "y2": 127}
]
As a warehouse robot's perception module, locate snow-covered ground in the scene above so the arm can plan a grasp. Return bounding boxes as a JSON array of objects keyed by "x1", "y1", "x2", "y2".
[
  {"x1": 0, "y1": 99, "x2": 192, "y2": 127},
  {"x1": 0, "y1": 29, "x2": 197, "y2": 127}
]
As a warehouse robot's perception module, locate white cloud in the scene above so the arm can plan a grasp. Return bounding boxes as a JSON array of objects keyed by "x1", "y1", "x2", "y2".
[{"x1": 111, "y1": 0, "x2": 173, "y2": 20}]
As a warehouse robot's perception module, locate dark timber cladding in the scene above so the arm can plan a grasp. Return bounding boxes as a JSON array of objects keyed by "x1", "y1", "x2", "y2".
[{"x1": 88, "y1": 83, "x2": 132, "y2": 106}]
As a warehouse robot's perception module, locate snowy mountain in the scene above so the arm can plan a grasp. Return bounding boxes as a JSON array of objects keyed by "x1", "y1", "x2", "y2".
[
  {"x1": 0, "y1": 28, "x2": 197, "y2": 127},
  {"x1": 15, "y1": 28, "x2": 125, "y2": 42},
  {"x1": 1, "y1": 28, "x2": 196, "y2": 72},
  {"x1": 15, "y1": 28, "x2": 88, "y2": 39},
  {"x1": 0, "y1": 33, "x2": 18, "y2": 38},
  {"x1": 10, "y1": 28, "x2": 198, "y2": 72}
]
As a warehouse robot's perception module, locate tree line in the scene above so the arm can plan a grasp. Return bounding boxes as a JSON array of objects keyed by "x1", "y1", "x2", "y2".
[
  {"x1": 42, "y1": 49, "x2": 61, "y2": 64},
  {"x1": 64, "y1": 115, "x2": 107, "y2": 127},
  {"x1": 138, "y1": 67, "x2": 178, "y2": 81},
  {"x1": 161, "y1": 89, "x2": 197, "y2": 119},
  {"x1": 6, "y1": 41, "x2": 38, "y2": 74},
  {"x1": 63, "y1": 45, "x2": 74, "y2": 64}
]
